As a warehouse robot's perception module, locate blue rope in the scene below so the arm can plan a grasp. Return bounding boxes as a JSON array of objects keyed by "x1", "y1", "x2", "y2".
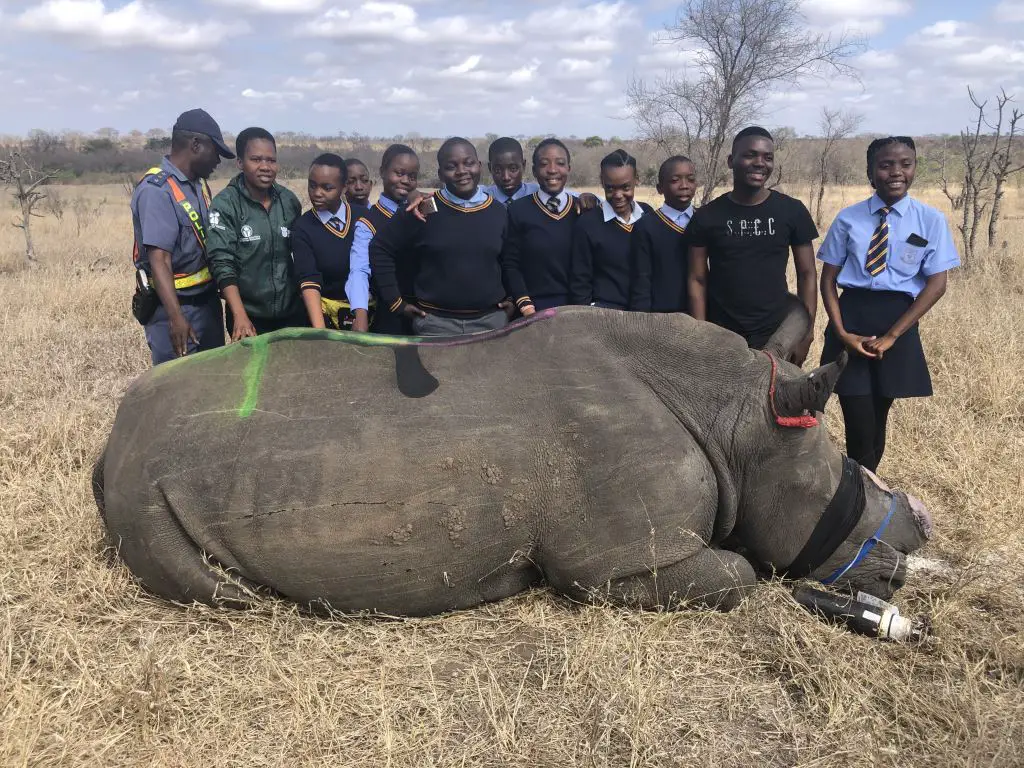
[{"x1": 820, "y1": 494, "x2": 898, "y2": 586}]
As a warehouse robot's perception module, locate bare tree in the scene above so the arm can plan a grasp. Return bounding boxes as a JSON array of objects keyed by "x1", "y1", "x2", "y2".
[
  {"x1": 0, "y1": 149, "x2": 58, "y2": 266},
  {"x1": 627, "y1": 0, "x2": 863, "y2": 204},
  {"x1": 810, "y1": 108, "x2": 863, "y2": 226},
  {"x1": 939, "y1": 88, "x2": 1023, "y2": 265}
]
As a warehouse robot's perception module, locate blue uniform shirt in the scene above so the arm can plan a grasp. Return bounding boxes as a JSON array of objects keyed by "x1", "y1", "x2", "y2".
[
  {"x1": 347, "y1": 195, "x2": 401, "y2": 312},
  {"x1": 439, "y1": 185, "x2": 491, "y2": 209},
  {"x1": 817, "y1": 193, "x2": 960, "y2": 297},
  {"x1": 130, "y1": 156, "x2": 211, "y2": 293},
  {"x1": 484, "y1": 181, "x2": 539, "y2": 206},
  {"x1": 660, "y1": 202, "x2": 694, "y2": 229}
]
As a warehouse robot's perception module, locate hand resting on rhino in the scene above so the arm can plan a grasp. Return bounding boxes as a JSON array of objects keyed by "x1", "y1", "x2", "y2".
[{"x1": 93, "y1": 301, "x2": 933, "y2": 616}]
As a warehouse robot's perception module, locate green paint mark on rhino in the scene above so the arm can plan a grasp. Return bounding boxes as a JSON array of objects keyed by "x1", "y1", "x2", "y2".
[{"x1": 238, "y1": 336, "x2": 270, "y2": 418}]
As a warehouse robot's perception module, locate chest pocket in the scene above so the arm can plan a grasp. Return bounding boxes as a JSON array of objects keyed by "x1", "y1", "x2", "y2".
[{"x1": 895, "y1": 242, "x2": 926, "y2": 273}]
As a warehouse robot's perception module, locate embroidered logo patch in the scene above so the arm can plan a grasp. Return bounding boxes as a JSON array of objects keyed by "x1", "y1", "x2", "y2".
[
  {"x1": 280, "y1": 226, "x2": 290, "y2": 238},
  {"x1": 240, "y1": 224, "x2": 261, "y2": 243},
  {"x1": 209, "y1": 211, "x2": 223, "y2": 229}
]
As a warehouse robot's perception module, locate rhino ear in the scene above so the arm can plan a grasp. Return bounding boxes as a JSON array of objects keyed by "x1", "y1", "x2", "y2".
[
  {"x1": 773, "y1": 351, "x2": 848, "y2": 416},
  {"x1": 763, "y1": 296, "x2": 811, "y2": 360}
]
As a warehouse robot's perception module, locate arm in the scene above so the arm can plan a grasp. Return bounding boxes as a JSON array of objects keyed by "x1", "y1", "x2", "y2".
[
  {"x1": 790, "y1": 242, "x2": 818, "y2": 365},
  {"x1": 629, "y1": 226, "x2": 653, "y2": 312},
  {"x1": 345, "y1": 219, "x2": 373, "y2": 332},
  {"x1": 687, "y1": 245, "x2": 709, "y2": 321},
  {"x1": 568, "y1": 218, "x2": 593, "y2": 305},
  {"x1": 147, "y1": 247, "x2": 196, "y2": 356},
  {"x1": 206, "y1": 200, "x2": 255, "y2": 340},
  {"x1": 864, "y1": 272, "x2": 948, "y2": 357},
  {"x1": 290, "y1": 221, "x2": 326, "y2": 329},
  {"x1": 820, "y1": 263, "x2": 877, "y2": 359},
  {"x1": 501, "y1": 209, "x2": 534, "y2": 316},
  {"x1": 370, "y1": 210, "x2": 426, "y2": 319}
]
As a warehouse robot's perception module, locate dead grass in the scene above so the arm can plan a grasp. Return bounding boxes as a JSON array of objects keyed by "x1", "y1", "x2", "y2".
[{"x1": 0, "y1": 185, "x2": 1021, "y2": 767}]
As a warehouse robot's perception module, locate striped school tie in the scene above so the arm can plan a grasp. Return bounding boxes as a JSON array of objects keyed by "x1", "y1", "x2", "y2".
[
  {"x1": 546, "y1": 196, "x2": 561, "y2": 214},
  {"x1": 866, "y1": 206, "x2": 890, "y2": 276},
  {"x1": 328, "y1": 216, "x2": 342, "y2": 232}
]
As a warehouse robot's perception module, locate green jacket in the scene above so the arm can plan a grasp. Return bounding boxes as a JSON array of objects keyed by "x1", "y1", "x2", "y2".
[{"x1": 207, "y1": 175, "x2": 303, "y2": 320}]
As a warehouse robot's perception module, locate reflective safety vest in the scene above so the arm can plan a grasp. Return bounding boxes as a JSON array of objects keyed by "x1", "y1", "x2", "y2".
[{"x1": 132, "y1": 167, "x2": 214, "y2": 291}]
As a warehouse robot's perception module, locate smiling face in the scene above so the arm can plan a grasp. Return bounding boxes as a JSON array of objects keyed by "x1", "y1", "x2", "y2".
[
  {"x1": 238, "y1": 138, "x2": 277, "y2": 193},
  {"x1": 870, "y1": 143, "x2": 917, "y2": 205},
  {"x1": 601, "y1": 164, "x2": 637, "y2": 218},
  {"x1": 658, "y1": 160, "x2": 697, "y2": 211},
  {"x1": 533, "y1": 144, "x2": 570, "y2": 196},
  {"x1": 307, "y1": 164, "x2": 345, "y2": 214},
  {"x1": 489, "y1": 150, "x2": 526, "y2": 197},
  {"x1": 345, "y1": 162, "x2": 372, "y2": 206},
  {"x1": 381, "y1": 152, "x2": 419, "y2": 203},
  {"x1": 728, "y1": 136, "x2": 774, "y2": 192},
  {"x1": 440, "y1": 142, "x2": 482, "y2": 200}
]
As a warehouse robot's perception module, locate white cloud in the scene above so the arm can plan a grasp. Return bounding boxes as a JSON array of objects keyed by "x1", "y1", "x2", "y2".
[
  {"x1": 299, "y1": 2, "x2": 518, "y2": 46},
  {"x1": 857, "y1": 50, "x2": 900, "y2": 69},
  {"x1": 994, "y1": 1, "x2": 1024, "y2": 23},
  {"x1": 16, "y1": 0, "x2": 235, "y2": 51},
  {"x1": 304, "y1": 51, "x2": 328, "y2": 65},
  {"x1": 441, "y1": 55, "x2": 482, "y2": 76},
  {"x1": 207, "y1": 0, "x2": 327, "y2": 13},
  {"x1": 953, "y1": 44, "x2": 1024, "y2": 70},
  {"x1": 802, "y1": 0, "x2": 911, "y2": 19},
  {"x1": 383, "y1": 86, "x2": 426, "y2": 104},
  {"x1": 520, "y1": 96, "x2": 541, "y2": 112},
  {"x1": 241, "y1": 87, "x2": 303, "y2": 101}
]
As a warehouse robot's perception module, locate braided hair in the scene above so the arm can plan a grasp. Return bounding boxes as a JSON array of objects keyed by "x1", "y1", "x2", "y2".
[
  {"x1": 600, "y1": 148, "x2": 637, "y2": 172},
  {"x1": 866, "y1": 136, "x2": 916, "y2": 174}
]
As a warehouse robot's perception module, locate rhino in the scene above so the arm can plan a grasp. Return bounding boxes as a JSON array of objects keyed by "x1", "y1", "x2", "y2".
[{"x1": 93, "y1": 305, "x2": 933, "y2": 616}]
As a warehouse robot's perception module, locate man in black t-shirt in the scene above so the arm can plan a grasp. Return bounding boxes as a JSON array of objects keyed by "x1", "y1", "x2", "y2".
[{"x1": 687, "y1": 127, "x2": 818, "y2": 363}]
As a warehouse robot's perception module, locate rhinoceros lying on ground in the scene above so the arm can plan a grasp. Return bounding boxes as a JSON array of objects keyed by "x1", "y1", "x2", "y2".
[{"x1": 94, "y1": 305, "x2": 932, "y2": 616}]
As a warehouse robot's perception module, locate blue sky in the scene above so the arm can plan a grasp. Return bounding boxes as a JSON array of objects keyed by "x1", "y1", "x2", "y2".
[{"x1": 1, "y1": 0, "x2": 1023, "y2": 138}]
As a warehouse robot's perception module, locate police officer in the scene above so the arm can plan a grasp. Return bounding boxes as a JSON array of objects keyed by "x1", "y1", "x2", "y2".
[{"x1": 130, "y1": 108, "x2": 234, "y2": 364}]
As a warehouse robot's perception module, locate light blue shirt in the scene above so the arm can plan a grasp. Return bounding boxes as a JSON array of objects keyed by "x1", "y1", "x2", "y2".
[
  {"x1": 601, "y1": 198, "x2": 643, "y2": 225},
  {"x1": 537, "y1": 188, "x2": 570, "y2": 213},
  {"x1": 484, "y1": 181, "x2": 539, "y2": 206},
  {"x1": 346, "y1": 195, "x2": 401, "y2": 312},
  {"x1": 661, "y1": 202, "x2": 694, "y2": 229},
  {"x1": 439, "y1": 185, "x2": 491, "y2": 209},
  {"x1": 817, "y1": 193, "x2": 960, "y2": 297},
  {"x1": 317, "y1": 205, "x2": 347, "y2": 229}
]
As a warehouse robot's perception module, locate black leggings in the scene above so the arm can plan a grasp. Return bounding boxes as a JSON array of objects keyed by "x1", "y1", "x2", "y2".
[{"x1": 838, "y1": 395, "x2": 895, "y2": 473}]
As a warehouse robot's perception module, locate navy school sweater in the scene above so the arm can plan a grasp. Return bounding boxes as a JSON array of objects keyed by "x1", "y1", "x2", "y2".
[
  {"x1": 370, "y1": 191, "x2": 509, "y2": 317},
  {"x1": 502, "y1": 192, "x2": 580, "y2": 311},
  {"x1": 629, "y1": 208, "x2": 691, "y2": 313},
  {"x1": 290, "y1": 201, "x2": 367, "y2": 301},
  {"x1": 569, "y1": 202, "x2": 654, "y2": 308}
]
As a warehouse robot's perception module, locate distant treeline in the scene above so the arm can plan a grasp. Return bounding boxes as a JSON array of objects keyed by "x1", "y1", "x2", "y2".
[{"x1": 0, "y1": 129, "x2": 1010, "y2": 191}]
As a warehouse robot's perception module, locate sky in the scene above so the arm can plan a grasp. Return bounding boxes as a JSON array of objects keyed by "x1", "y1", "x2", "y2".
[{"x1": 1, "y1": 0, "x2": 1023, "y2": 139}]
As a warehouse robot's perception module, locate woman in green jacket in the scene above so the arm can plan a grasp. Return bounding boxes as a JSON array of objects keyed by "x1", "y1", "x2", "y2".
[{"x1": 207, "y1": 127, "x2": 304, "y2": 339}]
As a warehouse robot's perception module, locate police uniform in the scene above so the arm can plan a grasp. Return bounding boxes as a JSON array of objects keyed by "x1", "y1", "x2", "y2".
[
  {"x1": 817, "y1": 191, "x2": 960, "y2": 471},
  {"x1": 130, "y1": 156, "x2": 225, "y2": 364}
]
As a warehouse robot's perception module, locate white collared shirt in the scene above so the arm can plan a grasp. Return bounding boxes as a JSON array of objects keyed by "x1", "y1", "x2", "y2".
[
  {"x1": 537, "y1": 189, "x2": 570, "y2": 213},
  {"x1": 601, "y1": 198, "x2": 643, "y2": 225},
  {"x1": 660, "y1": 202, "x2": 694, "y2": 229},
  {"x1": 439, "y1": 185, "x2": 490, "y2": 208}
]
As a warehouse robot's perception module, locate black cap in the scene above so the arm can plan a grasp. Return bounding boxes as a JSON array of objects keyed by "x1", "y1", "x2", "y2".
[{"x1": 172, "y1": 108, "x2": 235, "y2": 159}]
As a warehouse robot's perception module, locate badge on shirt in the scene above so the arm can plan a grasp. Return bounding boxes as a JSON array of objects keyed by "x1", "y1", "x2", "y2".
[
  {"x1": 280, "y1": 226, "x2": 290, "y2": 238},
  {"x1": 240, "y1": 224, "x2": 261, "y2": 243},
  {"x1": 209, "y1": 211, "x2": 224, "y2": 230}
]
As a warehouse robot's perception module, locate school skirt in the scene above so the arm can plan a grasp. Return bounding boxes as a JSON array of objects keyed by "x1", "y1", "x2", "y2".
[{"x1": 821, "y1": 288, "x2": 932, "y2": 399}]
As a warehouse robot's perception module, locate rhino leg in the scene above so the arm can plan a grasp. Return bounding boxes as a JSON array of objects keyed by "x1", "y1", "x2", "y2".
[{"x1": 592, "y1": 548, "x2": 757, "y2": 612}]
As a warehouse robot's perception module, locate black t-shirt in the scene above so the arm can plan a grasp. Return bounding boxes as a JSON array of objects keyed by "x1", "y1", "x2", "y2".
[{"x1": 688, "y1": 190, "x2": 817, "y2": 346}]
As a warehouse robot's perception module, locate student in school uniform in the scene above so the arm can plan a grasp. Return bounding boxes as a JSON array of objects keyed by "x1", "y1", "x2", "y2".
[
  {"x1": 347, "y1": 143, "x2": 421, "y2": 335},
  {"x1": 344, "y1": 158, "x2": 373, "y2": 209},
  {"x1": 818, "y1": 136, "x2": 959, "y2": 473},
  {"x1": 370, "y1": 137, "x2": 511, "y2": 336},
  {"x1": 629, "y1": 155, "x2": 698, "y2": 313},
  {"x1": 687, "y1": 126, "x2": 818, "y2": 363},
  {"x1": 503, "y1": 138, "x2": 581, "y2": 315},
  {"x1": 207, "y1": 126, "x2": 304, "y2": 338},
  {"x1": 483, "y1": 136, "x2": 539, "y2": 206},
  {"x1": 569, "y1": 149, "x2": 653, "y2": 310},
  {"x1": 290, "y1": 153, "x2": 368, "y2": 331}
]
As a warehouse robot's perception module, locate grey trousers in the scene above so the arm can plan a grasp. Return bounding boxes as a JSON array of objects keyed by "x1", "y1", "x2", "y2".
[
  {"x1": 145, "y1": 292, "x2": 225, "y2": 365},
  {"x1": 412, "y1": 309, "x2": 508, "y2": 337}
]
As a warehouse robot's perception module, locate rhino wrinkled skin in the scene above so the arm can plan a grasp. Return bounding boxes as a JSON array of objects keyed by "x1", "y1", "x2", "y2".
[{"x1": 94, "y1": 305, "x2": 932, "y2": 616}]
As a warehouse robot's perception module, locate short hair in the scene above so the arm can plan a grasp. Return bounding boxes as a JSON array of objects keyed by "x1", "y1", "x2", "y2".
[
  {"x1": 532, "y1": 138, "x2": 571, "y2": 167},
  {"x1": 171, "y1": 129, "x2": 202, "y2": 153},
  {"x1": 488, "y1": 136, "x2": 524, "y2": 161},
  {"x1": 345, "y1": 157, "x2": 369, "y2": 174},
  {"x1": 732, "y1": 126, "x2": 773, "y2": 149},
  {"x1": 658, "y1": 155, "x2": 694, "y2": 184},
  {"x1": 381, "y1": 143, "x2": 417, "y2": 172},
  {"x1": 600, "y1": 148, "x2": 637, "y2": 172},
  {"x1": 310, "y1": 152, "x2": 347, "y2": 182},
  {"x1": 866, "y1": 136, "x2": 917, "y2": 171},
  {"x1": 235, "y1": 126, "x2": 275, "y2": 159},
  {"x1": 437, "y1": 136, "x2": 477, "y2": 166}
]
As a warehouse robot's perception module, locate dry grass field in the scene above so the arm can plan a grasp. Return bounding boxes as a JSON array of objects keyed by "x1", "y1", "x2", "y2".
[{"x1": 0, "y1": 182, "x2": 1021, "y2": 767}]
